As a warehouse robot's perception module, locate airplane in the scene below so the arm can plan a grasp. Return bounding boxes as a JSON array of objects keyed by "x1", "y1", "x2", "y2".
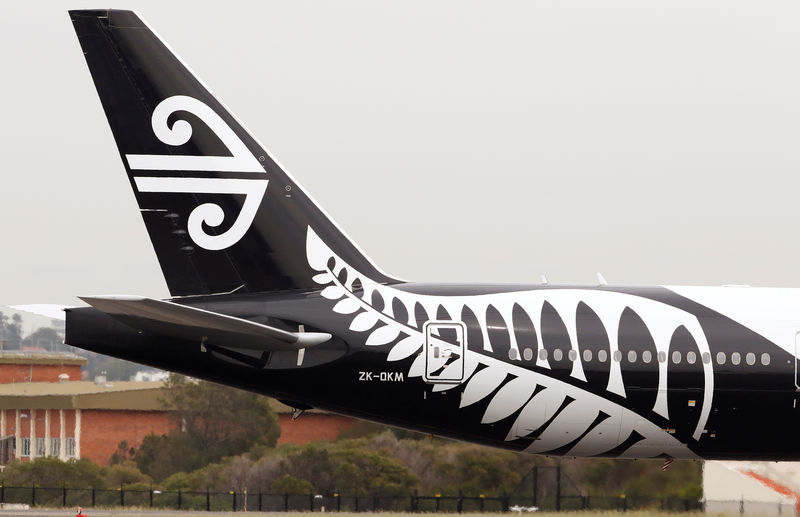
[{"x1": 52, "y1": 8, "x2": 800, "y2": 462}]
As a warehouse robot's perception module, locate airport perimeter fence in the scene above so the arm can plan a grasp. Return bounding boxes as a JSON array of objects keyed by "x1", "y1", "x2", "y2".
[{"x1": 0, "y1": 485, "x2": 703, "y2": 512}]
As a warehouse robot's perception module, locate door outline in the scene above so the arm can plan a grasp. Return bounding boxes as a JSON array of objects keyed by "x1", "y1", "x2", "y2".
[
  {"x1": 795, "y1": 332, "x2": 800, "y2": 390},
  {"x1": 423, "y1": 321, "x2": 466, "y2": 384}
]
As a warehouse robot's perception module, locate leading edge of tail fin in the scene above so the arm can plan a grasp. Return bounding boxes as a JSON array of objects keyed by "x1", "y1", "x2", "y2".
[{"x1": 69, "y1": 9, "x2": 398, "y2": 296}]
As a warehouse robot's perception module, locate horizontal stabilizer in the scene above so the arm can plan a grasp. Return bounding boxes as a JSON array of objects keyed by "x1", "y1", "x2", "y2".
[
  {"x1": 9, "y1": 304, "x2": 69, "y2": 321},
  {"x1": 79, "y1": 295, "x2": 330, "y2": 351}
]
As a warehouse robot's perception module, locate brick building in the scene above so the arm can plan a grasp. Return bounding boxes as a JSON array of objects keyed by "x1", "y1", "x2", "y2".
[{"x1": 0, "y1": 352, "x2": 356, "y2": 465}]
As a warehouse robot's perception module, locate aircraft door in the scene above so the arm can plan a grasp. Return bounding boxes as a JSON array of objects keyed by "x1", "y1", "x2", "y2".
[
  {"x1": 795, "y1": 332, "x2": 800, "y2": 390},
  {"x1": 423, "y1": 321, "x2": 466, "y2": 384}
]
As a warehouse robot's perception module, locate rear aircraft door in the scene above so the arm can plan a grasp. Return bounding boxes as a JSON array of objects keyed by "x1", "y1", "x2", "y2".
[
  {"x1": 423, "y1": 321, "x2": 466, "y2": 384},
  {"x1": 795, "y1": 332, "x2": 800, "y2": 390}
]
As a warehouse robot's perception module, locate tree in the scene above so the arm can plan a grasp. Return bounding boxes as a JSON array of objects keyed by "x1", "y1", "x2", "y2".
[
  {"x1": 135, "y1": 375, "x2": 280, "y2": 480},
  {"x1": 0, "y1": 311, "x2": 22, "y2": 348},
  {"x1": 21, "y1": 327, "x2": 61, "y2": 350}
]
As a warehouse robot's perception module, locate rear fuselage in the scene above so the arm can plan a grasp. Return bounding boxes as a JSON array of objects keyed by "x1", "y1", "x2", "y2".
[{"x1": 66, "y1": 280, "x2": 800, "y2": 461}]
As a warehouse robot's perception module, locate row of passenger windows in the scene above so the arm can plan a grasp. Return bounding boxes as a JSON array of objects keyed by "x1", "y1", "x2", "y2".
[{"x1": 509, "y1": 347, "x2": 770, "y2": 367}]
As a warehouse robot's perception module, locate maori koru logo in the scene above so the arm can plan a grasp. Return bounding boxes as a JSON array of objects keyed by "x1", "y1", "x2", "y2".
[{"x1": 125, "y1": 96, "x2": 267, "y2": 251}]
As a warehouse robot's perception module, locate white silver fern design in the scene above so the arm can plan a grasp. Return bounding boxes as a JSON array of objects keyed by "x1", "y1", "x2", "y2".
[{"x1": 306, "y1": 227, "x2": 708, "y2": 458}]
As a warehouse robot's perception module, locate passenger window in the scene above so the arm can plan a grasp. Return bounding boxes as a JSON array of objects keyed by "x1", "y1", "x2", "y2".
[
  {"x1": 642, "y1": 350, "x2": 652, "y2": 363},
  {"x1": 539, "y1": 349, "x2": 548, "y2": 360},
  {"x1": 657, "y1": 351, "x2": 666, "y2": 363},
  {"x1": 627, "y1": 350, "x2": 637, "y2": 363},
  {"x1": 702, "y1": 352, "x2": 711, "y2": 364},
  {"x1": 686, "y1": 351, "x2": 696, "y2": 365},
  {"x1": 716, "y1": 352, "x2": 726, "y2": 365},
  {"x1": 523, "y1": 348, "x2": 534, "y2": 361},
  {"x1": 568, "y1": 349, "x2": 578, "y2": 362},
  {"x1": 597, "y1": 350, "x2": 608, "y2": 363},
  {"x1": 761, "y1": 353, "x2": 770, "y2": 366},
  {"x1": 583, "y1": 349, "x2": 593, "y2": 362},
  {"x1": 745, "y1": 352, "x2": 755, "y2": 366},
  {"x1": 553, "y1": 349, "x2": 563, "y2": 361},
  {"x1": 731, "y1": 352, "x2": 741, "y2": 365},
  {"x1": 509, "y1": 349, "x2": 518, "y2": 360},
  {"x1": 613, "y1": 350, "x2": 622, "y2": 362},
  {"x1": 671, "y1": 351, "x2": 681, "y2": 364}
]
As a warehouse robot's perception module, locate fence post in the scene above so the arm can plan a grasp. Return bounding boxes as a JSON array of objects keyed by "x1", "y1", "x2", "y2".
[
  {"x1": 555, "y1": 466, "x2": 561, "y2": 512},
  {"x1": 120, "y1": 486, "x2": 124, "y2": 508},
  {"x1": 502, "y1": 495, "x2": 510, "y2": 513},
  {"x1": 232, "y1": 490, "x2": 236, "y2": 512},
  {"x1": 258, "y1": 491, "x2": 262, "y2": 512},
  {"x1": 1, "y1": 483, "x2": 4, "y2": 504},
  {"x1": 91, "y1": 488, "x2": 95, "y2": 507},
  {"x1": 31, "y1": 485, "x2": 35, "y2": 507},
  {"x1": 479, "y1": 495, "x2": 484, "y2": 512},
  {"x1": 457, "y1": 490, "x2": 463, "y2": 514},
  {"x1": 309, "y1": 493, "x2": 314, "y2": 512},
  {"x1": 411, "y1": 490, "x2": 417, "y2": 512},
  {"x1": 206, "y1": 488, "x2": 210, "y2": 511},
  {"x1": 336, "y1": 492, "x2": 341, "y2": 512},
  {"x1": 63, "y1": 483, "x2": 67, "y2": 507},
  {"x1": 178, "y1": 489, "x2": 182, "y2": 510},
  {"x1": 284, "y1": 493, "x2": 289, "y2": 512},
  {"x1": 149, "y1": 487, "x2": 153, "y2": 508},
  {"x1": 355, "y1": 495, "x2": 359, "y2": 512}
]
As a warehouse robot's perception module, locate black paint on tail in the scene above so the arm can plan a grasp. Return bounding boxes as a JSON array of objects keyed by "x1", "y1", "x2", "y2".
[{"x1": 70, "y1": 9, "x2": 397, "y2": 296}]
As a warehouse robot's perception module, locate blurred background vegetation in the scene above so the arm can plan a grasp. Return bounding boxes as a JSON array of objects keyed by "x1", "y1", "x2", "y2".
[{"x1": 0, "y1": 375, "x2": 702, "y2": 501}]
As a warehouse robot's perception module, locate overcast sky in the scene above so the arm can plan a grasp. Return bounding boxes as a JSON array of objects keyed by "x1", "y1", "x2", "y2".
[{"x1": 1, "y1": 1, "x2": 800, "y2": 306}]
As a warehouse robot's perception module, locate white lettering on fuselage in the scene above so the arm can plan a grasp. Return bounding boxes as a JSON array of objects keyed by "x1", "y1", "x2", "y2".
[{"x1": 358, "y1": 371, "x2": 404, "y2": 382}]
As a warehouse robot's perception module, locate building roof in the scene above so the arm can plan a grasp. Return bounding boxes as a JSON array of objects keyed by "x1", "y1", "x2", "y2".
[
  {"x1": 0, "y1": 380, "x2": 325, "y2": 414},
  {"x1": 0, "y1": 381, "x2": 166, "y2": 410},
  {"x1": 0, "y1": 351, "x2": 87, "y2": 367}
]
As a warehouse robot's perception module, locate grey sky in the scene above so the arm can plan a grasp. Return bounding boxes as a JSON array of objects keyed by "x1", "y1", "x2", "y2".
[{"x1": 1, "y1": 1, "x2": 800, "y2": 306}]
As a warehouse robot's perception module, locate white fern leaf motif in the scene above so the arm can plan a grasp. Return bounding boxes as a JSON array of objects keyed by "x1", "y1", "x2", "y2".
[
  {"x1": 388, "y1": 336, "x2": 424, "y2": 361},
  {"x1": 460, "y1": 368, "x2": 508, "y2": 408},
  {"x1": 321, "y1": 285, "x2": 346, "y2": 300},
  {"x1": 481, "y1": 376, "x2": 538, "y2": 424},
  {"x1": 333, "y1": 298, "x2": 361, "y2": 315},
  {"x1": 366, "y1": 326, "x2": 402, "y2": 346},
  {"x1": 350, "y1": 312, "x2": 380, "y2": 332},
  {"x1": 305, "y1": 226, "x2": 708, "y2": 459}
]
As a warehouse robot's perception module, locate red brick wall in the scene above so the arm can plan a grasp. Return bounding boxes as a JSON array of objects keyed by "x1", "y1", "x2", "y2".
[
  {"x1": 0, "y1": 364, "x2": 82, "y2": 383},
  {"x1": 277, "y1": 414, "x2": 356, "y2": 445},
  {"x1": 80, "y1": 410, "x2": 174, "y2": 465}
]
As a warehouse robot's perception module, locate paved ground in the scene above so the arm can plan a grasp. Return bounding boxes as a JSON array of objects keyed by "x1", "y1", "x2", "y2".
[{"x1": 0, "y1": 512, "x2": 281, "y2": 517}]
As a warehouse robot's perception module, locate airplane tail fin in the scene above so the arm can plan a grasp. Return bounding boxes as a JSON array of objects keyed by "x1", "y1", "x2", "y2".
[{"x1": 69, "y1": 9, "x2": 397, "y2": 296}]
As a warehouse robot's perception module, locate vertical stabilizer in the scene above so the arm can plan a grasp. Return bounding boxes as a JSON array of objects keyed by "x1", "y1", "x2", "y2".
[{"x1": 69, "y1": 9, "x2": 398, "y2": 296}]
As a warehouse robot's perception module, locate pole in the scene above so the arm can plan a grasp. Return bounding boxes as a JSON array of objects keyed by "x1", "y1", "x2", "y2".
[
  {"x1": 232, "y1": 490, "x2": 236, "y2": 512},
  {"x1": 178, "y1": 489, "x2": 182, "y2": 510},
  {"x1": 31, "y1": 485, "x2": 35, "y2": 507},
  {"x1": 149, "y1": 487, "x2": 153, "y2": 508},
  {"x1": 555, "y1": 466, "x2": 561, "y2": 512},
  {"x1": 258, "y1": 491, "x2": 262, "y2": 512},
  {"x1": 206, "y1": 488, "x2": 210, "y2": 511},
  {"x1": 284, "y1": 493, "x2": 289, "y2": 512},
  {"x1": 63, "y1": 483, "x2": 67, "y2": 507},
  {"x1": 91, "y1": 488, "x2": 95, "y2": 507},
  {"x1": 120, "y1": 486, "x2": 124, "y2": 508}
]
